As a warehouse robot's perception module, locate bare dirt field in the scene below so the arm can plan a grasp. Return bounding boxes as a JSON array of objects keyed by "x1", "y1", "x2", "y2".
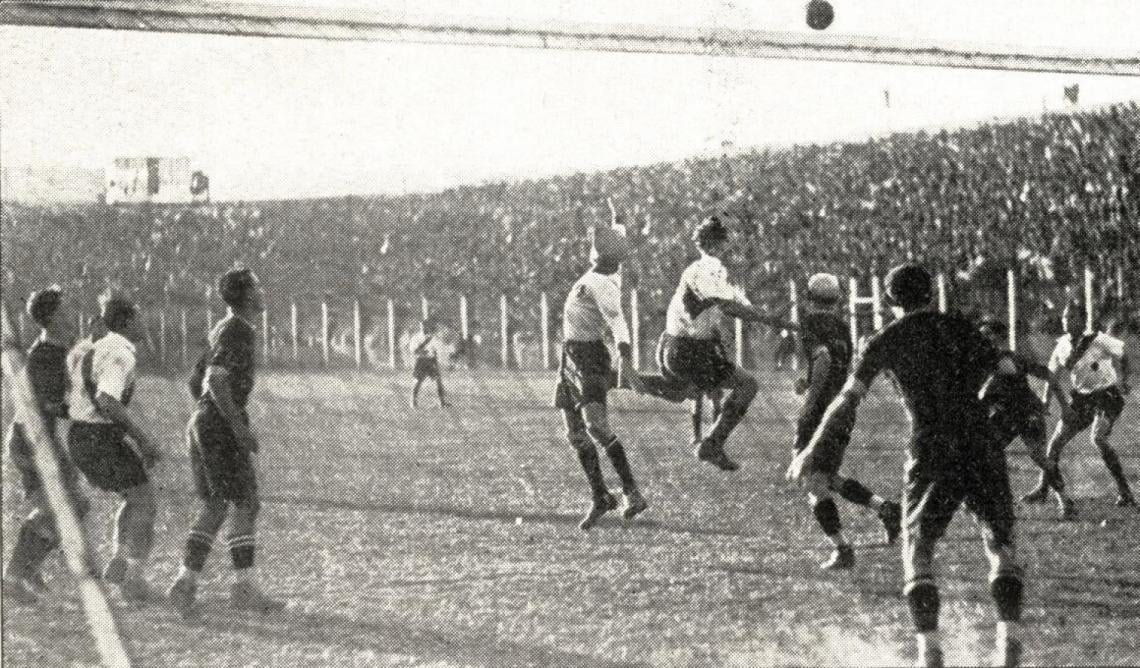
[{"x1": 3, "y1": 369, "x2": 1138, "y2": 667}]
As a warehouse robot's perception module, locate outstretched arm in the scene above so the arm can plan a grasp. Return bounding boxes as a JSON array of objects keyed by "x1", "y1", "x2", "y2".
[{"x1": 712, "y1": 298, "x2": 800, "y2": 331}]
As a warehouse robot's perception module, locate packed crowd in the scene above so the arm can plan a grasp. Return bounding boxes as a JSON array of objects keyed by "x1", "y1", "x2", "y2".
[{"x1": 3, "y1": 104, "x2": 1137, "y2": 334}]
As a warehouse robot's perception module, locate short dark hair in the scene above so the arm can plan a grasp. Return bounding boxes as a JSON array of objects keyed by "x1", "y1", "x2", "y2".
[
  {"x1": 978, "y1": 318, "x2": 1008, "y2": 340},
  {"x1": 884, "y1": 264, "x2": 932, "y2": 310},
  {"x1": 218, "y1": 268, "x2": 258, "y2": 308},
  {"x1": 99, "y1": 292, "x2": 137, "y2": 333},
  {"x1": 693, "y1": 215, "x2": 730, "y2": 252},
  {"x1": 27, "y1": 286, "x2": 63, "y2": 328}
]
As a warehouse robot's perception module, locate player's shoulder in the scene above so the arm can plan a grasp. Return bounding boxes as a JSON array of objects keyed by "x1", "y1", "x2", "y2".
[
  {"x1": 28, "y1": 339, "x2": 67, "y2": 364},
  {"x1": 214, "y1": 315, "x2": 254, "y2": 344}
]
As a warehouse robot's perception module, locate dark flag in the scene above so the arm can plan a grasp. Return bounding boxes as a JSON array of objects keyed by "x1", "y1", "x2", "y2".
[{"x1": 1063, "y1": 84, "x2": 1079, "y2": 104}]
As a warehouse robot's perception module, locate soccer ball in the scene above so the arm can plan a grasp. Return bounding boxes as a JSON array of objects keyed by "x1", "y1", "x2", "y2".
[{"x1": 806, "y1": 0, "x2": 835, "y2": 30}]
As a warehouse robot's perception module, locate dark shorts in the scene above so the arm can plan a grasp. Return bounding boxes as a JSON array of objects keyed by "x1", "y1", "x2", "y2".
[
  {"x1": 68, "y1": 421, "x2": 149, "y2": 493},
  {"x1": 188, "y1": 407, "x2": 258, "y2": 503},
  {"x1": 989, "y1": 407, "x2": 1048, "y2": 447},
  {"x1": 904, "y1": 425, "x2": 1015, "y2": 546},
  {"x1": 794, "y1": 410, "x2": 850, "y2": 475},
  {"x1": 659, "y1": 335, "x2": 735, "y2": 395},
  {"x1": 553, "y1": 340, "x2": 613, "y2": 410},
  {"x1": 7, "y1": 422, "x2": 84, "y2": 501},
  {"x1": 1067, "y1": 387, "x2": 1125, "y2": 432},
  {"x1": 413, "y1": 357, "x2": 441, "y2": 380}
]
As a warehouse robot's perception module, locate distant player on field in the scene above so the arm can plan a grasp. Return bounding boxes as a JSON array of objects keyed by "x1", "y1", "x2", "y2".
[
  {"x1": 168, "y1": 269, "x2": 285, "y2": 617},
  {"x1": 789, "y1": 265, "x2": 1027, "y2": 668},
  {"x1": 66, "y1": 292, "x2": 162, "y2": 605},
  {"x1": 409, "y1": 319, "x2": 449, "y2": 408},
  {"x1": 976, "y1": 319, "x2": 1076, "y2": 518},
  {"x1": 754, "y1": 273, "x2": 902, "y2": 570},
  {"x1": 3, "y1": 286, "x2": 89, "y2": 604},
  {"x1": 1022, "y1": 300, "x2": 1135, "y2": 508},
  {"x1": 554, "y1": 223, "x2": 650, "y2": 530}
]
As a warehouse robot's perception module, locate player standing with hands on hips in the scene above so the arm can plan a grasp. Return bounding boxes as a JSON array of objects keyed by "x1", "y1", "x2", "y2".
[
  {"x1": 168, "y1": 268, "x2": 285, "y2": 618},
  {"x1": 554, "y1": 220, "x2": 650, "y2": 530},
  {"x1": 788, "y1": 265, "x2": 1027, "y2": 668}
]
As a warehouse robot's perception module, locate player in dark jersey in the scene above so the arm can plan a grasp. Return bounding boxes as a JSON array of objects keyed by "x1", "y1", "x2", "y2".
[
  {"x1": 168, "y1": 268, "x2": 284, "y2": 618},
  {"x1": 789, "y1": 265, "x2": 1026, "y2": 668},
  {"x1": 756, "y1": 274, "x2": 901, "y2": 570},
  {"x1": 977, "y1": 320, "x2": 1076, "y2": 518},
  {"x1": 3, "y1": 287, "x2": 88, "y2": 604}
]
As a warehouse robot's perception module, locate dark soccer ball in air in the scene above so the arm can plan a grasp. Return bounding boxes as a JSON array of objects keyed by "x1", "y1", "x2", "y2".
[{"x1": 806, "y1": 0, "x2": 835, "y2": 30}]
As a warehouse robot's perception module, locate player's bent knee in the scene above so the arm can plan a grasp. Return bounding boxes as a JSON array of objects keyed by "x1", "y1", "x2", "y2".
[
  {"x1": 905, "y1": 582, "x2": 941, "y2": 632},
  {"x1": 234, "y1": 496, "x2": 262, "y2": 516},
  {"x1": 990, "y1": 573, "x2": 1024, "y2": 622}
]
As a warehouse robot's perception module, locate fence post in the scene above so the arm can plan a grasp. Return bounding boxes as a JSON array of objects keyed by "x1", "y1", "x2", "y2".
[
  {"x1": 937, "y1": 272, "x2": 949, "y2": 313},
  {"x1": 290, "y1": 302, "x2": 299, "y2": 365},
  {"x1": 848, "y1": 277, "x2": 859, "y2": 351},
  {"x1": 180, "y1": 309, "x2": 189, "y2": 366},
  {"x1": 387, "y1": 298, "x2": 397, "y2": 370},
  {"x1": 421, "y1": 295, "x2": 429, "y2": 322},
  {"x1": 320, "y1": 300, "x2": 330, "y2": 368},
  {"x1": 871, "y1": 274, "x2": 884, "y2": 331},
  {"x1": 158, "y1": 311, "x2": 167, "y2": 364},
  {"x1": 1084, "y1": 266, "x2": 1095, "y2": 333},
  {"x1": 261, "y1": 307, "x2": 270, "y2": 365},
  {"x1": 788, "y1": 278, "x2": 800, "y2": 372},
  {"x1": 353, "y1": 299, "x2": 363, "y2": 369},
  {"x1": 77, "y1": 311, "x2": 86, "y2": 339},
  {"x1": 1006, "y1": 267, "x2": 1018, "y2": 351},
  {"x1": 500, "y1": 294, "x2": 509, "y2": 369},
  {"x1": 540, "y1": 292, "x2": 551, "y2": 371},
  {"x1": 206, "y1": 303, "x2": 214, "y2": 337},
  {"x1": 1117, "y1": 264, "x2": 1126, "y2": 303},
  {"x1": 460, "y1": 295, "x2": 469, "y2": 341},
  {"x1": 630, "y1": 290, "x2": 641, "y2": 371},
  {"x1": 18, "y1": 311, "x2": 27, "y2": 344}
]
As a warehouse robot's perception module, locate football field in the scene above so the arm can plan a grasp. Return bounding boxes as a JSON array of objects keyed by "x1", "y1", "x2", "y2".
[{"x1": 3, "y1": 369, "x2": 1139, "y2": 667}]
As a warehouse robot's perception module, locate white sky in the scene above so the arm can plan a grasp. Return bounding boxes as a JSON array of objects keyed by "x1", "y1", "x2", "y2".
[{"x1": 2, "y1": 0, "x2": 1139, "y2": 199}]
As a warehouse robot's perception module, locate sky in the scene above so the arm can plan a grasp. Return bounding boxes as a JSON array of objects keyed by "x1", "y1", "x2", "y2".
[{"x1": 1, "y1": 0, "x2": 1139, "y2": 200}]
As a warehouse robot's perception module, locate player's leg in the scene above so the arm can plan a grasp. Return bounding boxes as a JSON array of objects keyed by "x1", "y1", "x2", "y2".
[
  {"x1": 965, "y1": 447, "x2": 1025, "y2": 668},
  {"x1": 4, "y1": 425, "x2": 59, "y2": 599},
  {"x1": 563, "y1": 408, "x2": 614, "y2": 530},
  {"x1": 109, "y1": 481, "x2": 157, "y2": 603},
  {"x1": 829, "y1": 474, "x2": 902, "y2": 545},
  {"x1": 410, "y1": 376, "x2": 425, "y2": 408},
  {"x1": 225, "y1": 449, "x2": 284, "y2": 612},
  {"x1": 168, "y1": 422, "x2": 227, "y2": 617},
  {"x1": 433, "y1": 370, "x2": 448, "y2": 407},
  {"x1": 690, "y1": 395, "x2": 704, "y2": 445},
  {"x1": 581, "y1": 402, "x2": 648, "y2": 521},
  {"x1": 805, "y1": 473, "x2": 854, "y2": 570},
  {"x1": 696, "y1": 366, "x2": 757, "y2": 471},
  {"x1": 1019, "y1": 413, "x2": 1074, "y2": 517},
  {"x1": 1024, "y1": 417, "x2": 1082, "y2": 503},
  {"x1": 1090, "y1": 397, "x2": 1134, "y2": 506},
  {"x1": 709, "y1": 390, "x2": 723, "y2": 423}
]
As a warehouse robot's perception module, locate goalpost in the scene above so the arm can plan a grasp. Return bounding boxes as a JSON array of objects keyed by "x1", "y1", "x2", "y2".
[{"x1": 0, "y1": 303, "x2": 132, "y2": 668}]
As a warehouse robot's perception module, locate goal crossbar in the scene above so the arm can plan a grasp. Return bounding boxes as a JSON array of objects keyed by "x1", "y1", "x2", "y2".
[{"x1": 2, "y1": 1, "x2": 1137, "y2": 76}]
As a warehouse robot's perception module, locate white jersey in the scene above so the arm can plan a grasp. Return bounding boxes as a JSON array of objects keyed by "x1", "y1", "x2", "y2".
[
  {"x1": 562, "y1": 270, "x2": 631, "y2": 345},
  {"x1": 665, "y1": 253, "x2": 750, "y2": 339},
  {"x1": 67, "y1": 331, "x2": 137, "y2": 424},
  {"x1": 408, "y1": 332, "x2": 443, "y2": 359},
  {"x1": 1049, "y1": 331, "x2": 1125, "y2": 394}
]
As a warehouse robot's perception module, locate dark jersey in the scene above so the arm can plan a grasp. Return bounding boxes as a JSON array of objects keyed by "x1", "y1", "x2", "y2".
[
  {"x1": 800, "y1": 312, "x2": 851, "y2": 407},
  {"x1": 853, "y1": 311, "x2": 1000, "y2": 434},
  {"x1": 24, "y1": 339, "x2": 69, "y2": 421},
  {"x1": 193, "y1": 316, "x2": 257, "y2": 409},
  {"x1": 981, "y1": 350, "x2": 1046, "y2": 414}
]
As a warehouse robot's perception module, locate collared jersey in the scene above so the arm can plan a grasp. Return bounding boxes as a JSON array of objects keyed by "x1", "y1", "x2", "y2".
[
  {"x1": 800, "y1": 311, "x2": 851, "y2": 407},
  {"x1": 562, "y1": 269, "x2": 631, "y2": 345},
  {"x1": 200, "y1": 315, "x2": 257, "y2": 410},
  {"x1": 665, "y1": 253, "x2": 750, "y2": 339},
  {"x1": 1049, "y1": 332, "x2": 1125, "y2": 394},
  {"x1": 15, "y1": 338, "x2": 69, "y2": 424},
  {"x1": 67, "y1": 331, "x2": 137, "y2": 424}
]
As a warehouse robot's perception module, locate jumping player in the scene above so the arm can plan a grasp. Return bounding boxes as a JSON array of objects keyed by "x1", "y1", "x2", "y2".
[
  {"x1": 554, "y1": 223, "x2": 649, "y2": 530},
  {"x1": 66, "y1": 292, "x2": 161, "y2": 604},
  {"x1": 409, "y1": 319, "x2": 448, "y2": 408},
  {"x1": 1024, "y1": 300, "x2": 1134, "y2": 508},
  {"x1": 644, "y1": 328, "x2": 724, "y2": 447},
  {"x1": 755, "y1": 273, "x2": 901, "y2": 569},
  {"x1": 168, "y1": 269, "x2": 285, "y2": 617},
  {"x1": 789, "y1": 265, "x2": 1026, "y2": 668},
  {"x1": 976, "y1": 319, "x2": 1076, "y2": 518},
  {"x1": 3, "y1": 286, "x2": 89, "y2": 604}
]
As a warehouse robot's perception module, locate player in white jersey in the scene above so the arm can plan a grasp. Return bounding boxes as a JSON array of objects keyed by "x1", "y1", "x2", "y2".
[
  {"x1": 656, "y1": 215, "x2": 783, "y2": 471},
  {"x1": 409, "y1": 319, "x2": 448, "y2": 408},
  {"x1": 553, "y1": 223, "x2": 649, "y2": 530},
  {"x1": 1024, "y1": 300, "x2": 1134, "y2": 507}
]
